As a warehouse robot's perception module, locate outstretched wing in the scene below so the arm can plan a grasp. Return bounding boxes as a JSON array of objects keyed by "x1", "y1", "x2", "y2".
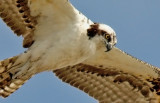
[
  {"x1": 0, "y1": 0, "x2": 37, "y2": 48},
  {"x1": 0, "y1": 0, "x2": 78, "y2": 48},
  {"x1": 54, "y1": 47, "x2": 160, "y2": 103},
  {"x1": 0, "y1": 0, "x2": 84, "y2": 98}
]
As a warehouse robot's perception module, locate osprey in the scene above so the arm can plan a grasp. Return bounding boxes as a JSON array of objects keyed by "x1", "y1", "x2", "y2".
[{"x1": 0, "y1": 0, "x2": 160, "y2": 103}]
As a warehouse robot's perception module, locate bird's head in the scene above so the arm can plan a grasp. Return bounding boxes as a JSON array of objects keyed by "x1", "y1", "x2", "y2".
[{"x1": 87, "y1": 23, "x2": 117, "y2": 52}]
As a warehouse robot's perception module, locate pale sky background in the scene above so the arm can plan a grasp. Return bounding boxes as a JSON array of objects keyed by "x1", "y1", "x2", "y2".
[{"x1": 0, "y1": 0, "x2": 160, "y2": 103}]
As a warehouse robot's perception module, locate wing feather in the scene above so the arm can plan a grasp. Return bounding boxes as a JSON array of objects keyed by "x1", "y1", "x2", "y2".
[
  {"x1": 0, "y1": 0, "x2": 37, "y2": 48},
  {"x1": 0, "y1": 0, "x2": 81, "y2": 48},
  {"x1": 84, "y1": 47, "x2": 160, "y2": 79},
  {"x1": 54, "y1": 64, "x2": 159, "y2": 103},
  {"x1": 54, "y1": 47, "x2": 160, "y2": 102}
]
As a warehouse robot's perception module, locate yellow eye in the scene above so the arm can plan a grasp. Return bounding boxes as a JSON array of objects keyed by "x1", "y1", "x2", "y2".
[
  {"x1": 105, "y1": 34, "x2": 110, "y2": 39},
  {"x1": 105, "y1": 34, "x2": 111, "y2": 42}
]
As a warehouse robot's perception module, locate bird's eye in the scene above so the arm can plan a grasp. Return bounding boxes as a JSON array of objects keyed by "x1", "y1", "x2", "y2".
[{"x1": 105, "y1": 34, "x2": 111, "y2": 42}]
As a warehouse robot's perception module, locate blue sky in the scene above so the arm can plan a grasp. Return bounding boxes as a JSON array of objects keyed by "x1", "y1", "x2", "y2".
[{"x1": 0, "y1": 0, "x2": 160, "y2": 103}]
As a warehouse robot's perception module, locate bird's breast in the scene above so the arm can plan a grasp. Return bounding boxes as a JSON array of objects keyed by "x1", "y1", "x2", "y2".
[{"x1": 29, "y1": 24, "x2": 96, "y2": 72}]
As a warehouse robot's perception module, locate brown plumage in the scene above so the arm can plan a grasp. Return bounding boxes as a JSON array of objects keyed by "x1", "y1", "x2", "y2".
[
  {"x1": 0, "y1": 56, "x2": 31, "y2": 98},
  {"x1": 0, "y1": 0, "x2": 37, "y2": 48},
  {"x1": 54, "y1": 64, "x2": 160, "y2": 103},
  {"x1": 0, "y1": 0, "x2": 160, "y2": 103}
]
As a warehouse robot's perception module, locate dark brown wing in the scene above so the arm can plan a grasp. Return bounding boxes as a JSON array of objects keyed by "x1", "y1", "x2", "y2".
[
  {"x1": 54, "y1": 64, "x2": 159, "y2": 103},
  {"x1": 0, "y1": 0, "x2": 37, "y2": 48}
]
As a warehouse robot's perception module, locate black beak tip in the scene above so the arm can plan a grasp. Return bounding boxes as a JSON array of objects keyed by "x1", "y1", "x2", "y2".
[{"x1": 105, "y1": 44, "x2": 112, "y2": 52}]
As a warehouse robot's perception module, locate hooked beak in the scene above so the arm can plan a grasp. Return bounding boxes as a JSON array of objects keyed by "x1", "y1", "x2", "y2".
[{"x1": 105, "y1": 42, "x2": 113, "y2": 52}]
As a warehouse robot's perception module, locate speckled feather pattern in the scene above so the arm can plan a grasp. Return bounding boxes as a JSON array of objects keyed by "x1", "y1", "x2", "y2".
[
  {"x1": 0, "y1": 0, "x2": 95, "y2": 98},
  {"x1": 0, "y1": 0, "x2": 160, "y2": 103},
  {"x1": 53, "y1": 47, "x2": 160, "y2": 103},
  {"x1": 0, "y1": 0, "x2": 36, "y2": 48},
  {"x1": 54, "y1": 64, "x2": 158, "y2": 103},
  {"x1": 0, "y1": 56, "x2": 30, "y2": 97}
]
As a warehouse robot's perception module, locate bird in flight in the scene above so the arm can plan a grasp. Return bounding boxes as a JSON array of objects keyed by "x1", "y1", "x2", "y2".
[{"x1": 0, "y1": 0, "x2": 160, "y2": 103}]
